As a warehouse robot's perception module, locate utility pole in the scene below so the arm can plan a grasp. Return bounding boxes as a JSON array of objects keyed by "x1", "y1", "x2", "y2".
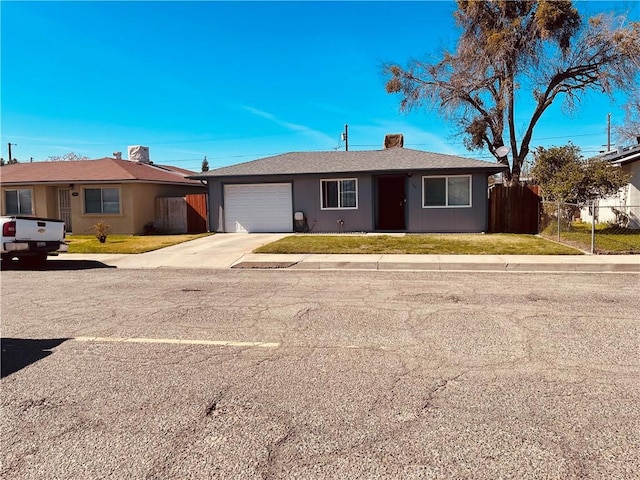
[
  {"x1": 342, "y1": 124, "x2": 349, "y2": 151},
  {"x1": 607, "y1": 113, "x2": 611, "y2": 152},
  {"x1": 8, "y1": 142, "x2": 17, "y2": 162}
]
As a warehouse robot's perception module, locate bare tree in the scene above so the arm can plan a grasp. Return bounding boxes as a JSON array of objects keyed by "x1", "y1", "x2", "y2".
[
  {"x1": 47, "y1": 152, "x2": 89, "y2": 162},
  {"x1": 384, "y1": 0, "x2": 640, "y2": 186},
  {"x1": 617, "y1": 90, "x2": 640, "y2": 144}
]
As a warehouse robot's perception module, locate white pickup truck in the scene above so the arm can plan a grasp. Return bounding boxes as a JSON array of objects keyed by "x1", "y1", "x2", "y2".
[{"x1": 1, "y1": 216, "x2": 68, "y2": 266}]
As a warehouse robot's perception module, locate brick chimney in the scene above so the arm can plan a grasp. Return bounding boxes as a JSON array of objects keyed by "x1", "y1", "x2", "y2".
[{"x1": 384, "y1": 134, "x2": 404, "y2": 149}]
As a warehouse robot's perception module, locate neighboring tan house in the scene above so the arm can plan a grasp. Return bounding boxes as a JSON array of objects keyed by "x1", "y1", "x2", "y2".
[
  {"x1": 580, "y1": 140, "x2": 640, "y2": 229},
  {"x1": 189, "y1": 135, "x2": 507, "y2": 233},
  {"x1": 0, "y1": 147, "x2": 206, "y2": 234}
]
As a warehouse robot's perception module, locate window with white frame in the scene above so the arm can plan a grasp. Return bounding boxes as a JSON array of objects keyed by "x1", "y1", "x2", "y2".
[
  {"x1": 321, "y1": 179, "x2": 358, "y2": 209},
  {"x1": 422, "y1": 175, "x2": 471, "y2": 207},
  {"x1": 4, "y1": 189, "x2": 33, "y2": 215},
  {"x1": 84, "y1": 188, "x2": 120, "y2": 214}
]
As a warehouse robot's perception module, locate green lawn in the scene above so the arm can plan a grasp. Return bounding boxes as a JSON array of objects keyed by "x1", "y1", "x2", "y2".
[
  {"x1": 254, "y1": 234, "x2": 583, "y2": 255},
  {"x1": 540, "y1": 222, "x2": 640, "y2": 254},
  {"x1": 66, "y1": 233, "x2": 211, "y2": 254}
]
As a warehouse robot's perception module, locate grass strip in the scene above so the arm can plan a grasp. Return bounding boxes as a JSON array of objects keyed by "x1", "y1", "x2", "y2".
[
  {"x1": 540, "y1": 222, "x2": 640, "y2": 254},
  {"x1": 66, "y1": 233, "x2": 210, "y2": 254},
  {"x1": 254, "y1": 234, "x2": 583, "y2": 255}
]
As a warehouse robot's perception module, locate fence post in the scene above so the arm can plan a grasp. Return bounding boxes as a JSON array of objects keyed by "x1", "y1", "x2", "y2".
[{"x1": 590, "y1": 199, "x2": 596, "y2": 254}]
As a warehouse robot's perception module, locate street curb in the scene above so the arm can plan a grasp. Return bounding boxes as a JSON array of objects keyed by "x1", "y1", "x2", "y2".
[
  {"x1": 231, "y1": 252, "x2": 639, "y2": 273},
  {"x1": 252, "y1": 260, "x2": 640, "y2": 273},
  {"x1": 52, "y1": 251, "x2": 639, "y2": 273}
]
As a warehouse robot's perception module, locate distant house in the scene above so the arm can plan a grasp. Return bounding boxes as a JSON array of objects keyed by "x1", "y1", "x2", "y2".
[
  {"x1": 189, "y1": 135, "x2": 507, "y2": 233},
  {"x1": 580, "y1": 140, "x2": 640, "y2": 229},
  {"x1": 0, "y1": 146, "x2": 206, "y2": 234}
]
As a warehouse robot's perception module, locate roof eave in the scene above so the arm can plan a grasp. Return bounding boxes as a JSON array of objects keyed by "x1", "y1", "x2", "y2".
[
  {"x1": 1, "y1": 179, "x2": 203, "y2": 186},
  {"x1": 188, "y1": 165, "x2": 508, "y2": 179}
]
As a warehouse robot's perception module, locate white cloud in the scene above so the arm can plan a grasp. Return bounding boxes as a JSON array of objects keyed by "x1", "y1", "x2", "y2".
[
  {"x1": 242, "y1": 106, "x2": 338, "y2": 148},
  {"x1": 351, "y1": 119, "x2": 465, "y2": 155}
]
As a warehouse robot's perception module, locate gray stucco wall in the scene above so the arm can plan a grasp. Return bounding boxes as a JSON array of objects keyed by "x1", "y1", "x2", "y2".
[
  {"x1": 405, "y1": 173, "x2": 489, "y2": 233},
  {"x1": 293, "y1": 175, "x2": 374, "y2": 232},
  {"x1": 206, "y1": 171, "x2": 490, "y2": 233}
]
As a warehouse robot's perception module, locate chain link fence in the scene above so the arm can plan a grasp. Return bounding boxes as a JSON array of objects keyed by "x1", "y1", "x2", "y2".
[{"x1": 539, "y1": 201, "x2": 640, "y2": 254}]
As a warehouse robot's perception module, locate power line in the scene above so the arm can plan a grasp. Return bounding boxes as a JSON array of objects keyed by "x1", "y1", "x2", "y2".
[{"x1": 350, "y1": 132, "x2": 604, "y2": 149}]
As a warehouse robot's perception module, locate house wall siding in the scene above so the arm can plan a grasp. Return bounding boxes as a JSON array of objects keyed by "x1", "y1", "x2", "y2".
[
  {"x1": 406, "y1": 173, "x2": 489, "y2": 233},
  {"x1": 71, "y1": 183, "x2": 135, "y2": 235},
  {"x1": 628, "y1": 161, "x2": 639, "y2": 206},
  {"x1": 206, "y1": 172, "x2": 491, "y2": 233},
  {"x1": 629, "y1": 162, "x2": 640, "y2": 229},
  {"x1": 131, "y1": 183, "x2": 205, "y2": 234},
  {"x1": 1, "y1": 185, "x2": 52, "y2": 218},
  {"x1": 1, "y1": 182, "x2": 203, "y2": 234},
  {"x1": 33, "y1": 185, "x2": 50, "y2": 217},
  {"x1": 293, "y1": 176, "x2": 374, "y2": 232},
  {"x1": 578, "y1": 160, "x2": 639, "y2": 228},
  {"x1": 45, "y1": 186, "x2": 59, "y2": 219}
]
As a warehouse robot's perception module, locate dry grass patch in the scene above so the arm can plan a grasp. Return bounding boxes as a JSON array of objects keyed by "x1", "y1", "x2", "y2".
[{"x1": 67, "y1": 234, "x2": 211, "y2": 254}]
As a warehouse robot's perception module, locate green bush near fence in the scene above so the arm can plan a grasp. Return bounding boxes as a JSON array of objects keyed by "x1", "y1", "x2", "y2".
[{"x1": 540, "y1": 221, "x2": 640, "y2": 253}]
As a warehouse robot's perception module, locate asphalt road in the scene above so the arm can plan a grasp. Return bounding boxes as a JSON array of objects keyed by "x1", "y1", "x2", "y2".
[{"x1": 2, "y1": 269, "x2": 639, "y2": 479}]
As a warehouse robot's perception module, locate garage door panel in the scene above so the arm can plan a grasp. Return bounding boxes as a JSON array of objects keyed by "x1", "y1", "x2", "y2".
[{"x1": 224, "y1": 184, "x2": 293, "y2": 233}]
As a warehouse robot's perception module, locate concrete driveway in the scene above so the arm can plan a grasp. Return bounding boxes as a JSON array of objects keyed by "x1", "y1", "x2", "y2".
[{"x1": 54, "y1": 233, "x2": 289, "y2": 269}]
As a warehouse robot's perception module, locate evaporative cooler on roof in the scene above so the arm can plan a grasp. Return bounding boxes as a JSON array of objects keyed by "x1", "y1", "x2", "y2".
[{"x1": 128, "y1": 145, "x2": 150, "y2": 163}]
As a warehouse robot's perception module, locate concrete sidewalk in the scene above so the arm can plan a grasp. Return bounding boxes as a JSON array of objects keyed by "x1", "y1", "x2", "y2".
[
  {"x1": 232, "y1": 253, "x2": 640, "y2": 272},
  {"x1": 54, "y1": 251, "x2": 639, "y2": 273},
  {"x1": 50, "y1": 232, "x2": 639, "y2": 273}
]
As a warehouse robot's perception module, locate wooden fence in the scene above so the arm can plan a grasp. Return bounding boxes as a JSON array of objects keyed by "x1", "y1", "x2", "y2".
[
  {"x1": 155, "y1": 194, "x2": 208, "y2": 234},
  {"x1": 488, "y1": 185, "x2": 541, "y2": 234},
  {"x1": 186, "y1": 193, "x2": 208, "y2": 233}
]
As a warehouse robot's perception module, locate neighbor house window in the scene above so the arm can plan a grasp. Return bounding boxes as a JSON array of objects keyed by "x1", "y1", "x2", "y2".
[
  {"x1": 321, "y1": 179, "x2": 357, "y2": 209},
  {"x1": 84, "y1": 188, "x2": 120, "y2": 214},
  {"x1": 4, "y1": 189, "x2": 33, "y2": 215},
  {"x1": 423, "y1": 175, "x2": 471, "y2": 207}
]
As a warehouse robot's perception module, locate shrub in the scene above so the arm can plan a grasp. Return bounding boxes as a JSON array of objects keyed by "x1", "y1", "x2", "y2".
[{"x1": 89, "y1": 220, "x2": 111, "y2": 243}]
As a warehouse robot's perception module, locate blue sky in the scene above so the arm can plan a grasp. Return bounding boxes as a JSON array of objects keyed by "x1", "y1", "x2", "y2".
[{"x1": 1, "y1": 1, "x2": 638, "y2": 172}]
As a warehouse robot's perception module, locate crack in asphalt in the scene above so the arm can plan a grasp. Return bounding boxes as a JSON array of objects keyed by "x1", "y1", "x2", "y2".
[
  {"x1": 260, "y1": 424, "x2": 296, "y2": 480},
  {"x1": 204, "y1": 388, "x2": 229, "y2": 417},
  {"x1": 421, "y1": 372, "x2": 467, "y2": 411}
]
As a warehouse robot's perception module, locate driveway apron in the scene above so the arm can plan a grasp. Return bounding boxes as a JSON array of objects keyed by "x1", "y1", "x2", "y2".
[{"x1": 54, "y1": 233, "x2": 289, "y2": 269}]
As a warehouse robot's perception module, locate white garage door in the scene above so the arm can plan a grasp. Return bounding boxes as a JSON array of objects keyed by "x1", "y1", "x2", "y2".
[{"x1": 224, "y1": 183, "x2": 293, "y2": 233}]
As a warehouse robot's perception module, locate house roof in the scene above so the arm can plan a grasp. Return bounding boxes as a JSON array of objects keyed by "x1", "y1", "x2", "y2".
[
  {"x1": 0, "y1": 158, "x2": 202, "y2": 186},
  {"x1": 189, "y1": 147, "x2": 508, "y2": 179},
  {"x1": 598, "y1": 143, "x2": 640, "y2": 166}
]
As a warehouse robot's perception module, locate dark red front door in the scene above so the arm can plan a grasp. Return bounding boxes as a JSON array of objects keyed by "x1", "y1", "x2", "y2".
[{"x1": 377, "y1": 176, "x2": 406, "y2": 230}]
